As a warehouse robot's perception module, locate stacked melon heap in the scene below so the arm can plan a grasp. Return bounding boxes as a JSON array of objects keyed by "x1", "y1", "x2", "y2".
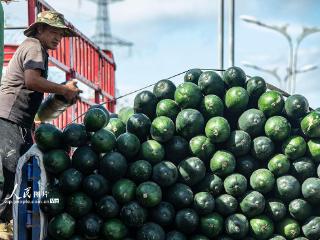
[{"x1": 36, "y1": 67, "x2": 320, "y2": 240}]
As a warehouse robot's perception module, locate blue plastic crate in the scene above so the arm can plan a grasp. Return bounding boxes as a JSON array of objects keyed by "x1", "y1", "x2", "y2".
[{"x1": 17, "y1": 157, "x2": 41, "y2": 240}]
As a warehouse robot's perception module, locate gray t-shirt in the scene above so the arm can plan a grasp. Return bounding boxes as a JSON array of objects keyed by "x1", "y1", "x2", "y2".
[{"x1": 0, "y1": 37, "x2": 48, "y2": 129}]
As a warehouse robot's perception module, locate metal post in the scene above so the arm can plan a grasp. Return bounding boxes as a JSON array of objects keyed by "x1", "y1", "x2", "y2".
[
  {"x1": 229, "y1": 0, "x2": 235, "y2": 67},
  {"x1": 244, "y1": 63, "x2": 283, "y2": 89},
  {"x1": 27, "y1": 0, "x2": 36, "y2": 26},
  {"x1": 292, "y1": 28, "x2": 320, "y2": 93},
  {"x1": 291, "y1": 40, "x2": 301, "y2": 94},
  {"x1": 218, "y1": 0, "x2": 224, "y2": 70},
  {"x1": 240, "y1": 16, "x2": 294, "y2": 92},
  {"x1": 286, "y1": 39, "x2": 294, "y2": 93}
]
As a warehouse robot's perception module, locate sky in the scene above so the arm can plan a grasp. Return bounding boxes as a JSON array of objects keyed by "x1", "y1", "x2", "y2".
[{"x1": 3, "y1": 0, "x2": 320, "y2": 110}]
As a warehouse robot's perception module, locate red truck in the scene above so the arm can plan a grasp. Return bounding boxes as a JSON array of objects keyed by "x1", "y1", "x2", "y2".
[
  {"x1": 4, "y1": 0, "x2": 116, "y2": 129},
  {"x1": 3, "y1": 1, "x2": 117, "y2": 239}
]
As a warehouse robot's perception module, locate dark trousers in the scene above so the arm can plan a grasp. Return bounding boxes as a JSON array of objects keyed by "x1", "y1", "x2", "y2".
[{"x1": 0, "y1": 118, "x2": 32, "y2": 222}]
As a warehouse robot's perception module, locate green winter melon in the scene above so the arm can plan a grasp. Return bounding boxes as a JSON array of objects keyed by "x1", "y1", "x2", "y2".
[
  {"x1": 246, "y1": 76, "x2": 267, "y2": 104},
  {"x1": 193, "y1": 192, "x2": 215, "y2": 215},
  {"x1": 290, "y1": 157, "x2": 316, "y2": 181},
  {"x1": 193, "y1": 173, "x2": 223, "y2": 196},
  {"x1": 225, "y1": 214, "x2": 249, "y2": 239},
  {"x1": 117, "y1": 132, "x2": 141, "y2": 158},
  {"x1": 150, "y1": 116, "x2": 175, "y2": 143},
  {"x1": 210, "y1": 151, "x2": 236, "y2": 177},
  {"x1": 250, "y1": 169, "x2": 275, "y2": 194},
  {"x1": 265, "y1": 198, "x2": 287, "y2": 222},
  {"x1": 99, "y1": 152, "x2": 128, "y2": 181},
  {"x1": 225, "y1": 130, "x2": 251, "y2": 157},
  {"x1": 224, "y1": 87, "x2": 249, "y2": 114},
  {"x1": 112, "y1": 179, "x2": 137, "y2": 204},
  {"x1": 136, "y1": 181, "x2": 162, "y2": 208},
  {"x1": 301, "y1": 111, "x2": 320, "y2": 138},
  {"x1": 238, "y1": 108, "x2": 266, "y2": 137},
  {"x1": 105, "y1": 118, "x2": 126, "y2": 138},
  {"x1": 102, "y1": 219, "x2": 128, "y2": 240},
  {"x1": 288, "y1": 198, "x2": 312, "y2": 221},
  {"x1": 151, "y1": 201, "x2": 175, "y2": 226},
  {"x1": 282, "y1": 135, "x2": 306, "y2": 160},
  {"x1": 277, "y1": 218, "x2": 301, "y2": 240},
  {"x1": 174, "y1": 82, "x2": 203, "y2": 109},
  {"x1": 240, "y1": 191, "x2": 265, "y2": 217},
  {"x1": 176, "y1": 109, "x2": 205, "y2": 140},
  {"x1": 223, "y1": 66, "x2": 247, "y2": 87},
  {"x1": 134, "y1": 90, "x2": 158, "y2": 119},
  {"x1": 84, "y1": 108, "x2": 108, "y2": 132},
  {"x1": 215, "y1": 194, "x2": 238, "y2": 216},
  {"x1": 156, "y1": 99, "x2": 180, "y2": 121},
  {"x1": 249, "y1": 215, "x2": 274, "y2": 240},
  {"x1": 165, "y1": 183, "x2": 193, "y2": 209},
  {"x1": 126, "y1": 113, "x2": 151, "y2": 141},
  {"x1": 152, "y1": 161, "x2": 178, "y2": 187},
  {"x1": 199, "y1": 94, "x2": 224, "y2": 120},
  {"x1": 198, "y1": 71, "x2": 225, "y2": 97},
  {"x1": 205, "y1": 117, "x2": 230, "y2": 143},
  {"x1": 175, "y1": 208, "x2": 199, "y2": 234},
  {"x1": 251, "y1": 136, "x2": 275, "y2": 161},
  {"x1": 302, "y1": 177, "x2": 320, "y2": 204},
  {"x1": 48, "y1": 213, "x2": 75, "y2": 239},
  {"x1": 140, "y1": 140, "x2": 165, "y2": 165},
  {"x1": 285, "y1": 94, "x2": 309, "y2": 119},
  {"x1": 258, "y1": 91, "x2": 284, "y2": 117},
  {"x1": 267, "y1": 154, "x2": 290, "y2": 177},
  {"x1": 178, "y1": 157, "x2": 206, "y2": 186},
  {"x1": 199, "y1": 213, "x2": 224, "y2": 238},
  {"x1": 153, "y1": 79, "x2": 176, "y2": 100},
  {"x1": 307, "y1": 138, "x2": 320, "y2": 163},
  {"x1": 128, "y1": 160, "x2": 152, "y2": 183},
  {"x1": 189, "y1": 135, "x2": 215, "y2": 163},
  {"x1": 223, "y1": 173, "x2": 247, "y2": 197},
  {"x1": 276, "y1": 175, "x2": 301, "y2": 202},
  {"x1": 184, "y1": 68, "x2": 203, "y2": 84},
  {"x1": 136, "y1": 222, "x2": 165, "y2": 240},
  {"x1": 91, "y1": 129, "x2": 116, "y2": 153},
  {"x1": 302, "y1": 216, "x2": 320, "y2": 240}
]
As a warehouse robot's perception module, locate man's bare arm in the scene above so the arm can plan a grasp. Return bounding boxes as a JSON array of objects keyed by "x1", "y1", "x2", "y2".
[{"x1": 25, "y1": 69, "x2": 81, "y2": 101}]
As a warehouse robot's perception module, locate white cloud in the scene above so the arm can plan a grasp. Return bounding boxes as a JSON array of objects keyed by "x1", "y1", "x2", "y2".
[
  {"x1": 46, "y1": 0, "x2": 95, "y2": 18},
  {"x1": 238, "y1": 15, "x2": 316, "y2": 41},
  {"x1": 44, "y1": 0, "x2": 217, "y2": 30},
  {"x1": 243, "y1": 54, "x2": 283, "y2": 63},
  {"x1": 42, "y1": 0, "x2": 219, "y2": 46},
  {"x1": 297, "y1": 46, "x2": 320, "y2": 56},
  {"x1": 3, "y1": 1, "x2": 28, "y2": 25},
  {"x1": 110, "y1": 0, "x2": 217, "y2": 25},
  {"x1": 288, "y1": 24, "x2": 303, "y2": 36}
]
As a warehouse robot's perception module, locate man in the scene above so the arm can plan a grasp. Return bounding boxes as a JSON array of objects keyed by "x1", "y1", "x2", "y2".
[{"x1": 0, "y1": 11, "x2": 81, "y2": 239}]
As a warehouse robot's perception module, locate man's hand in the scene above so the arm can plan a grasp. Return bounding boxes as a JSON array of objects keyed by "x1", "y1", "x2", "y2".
[
  {"x1": 25, "y1": 69, "x2": 82, "y2": 102},
  {"x1": 63, "y1": 80, "x2": 82, "y2": 102}
]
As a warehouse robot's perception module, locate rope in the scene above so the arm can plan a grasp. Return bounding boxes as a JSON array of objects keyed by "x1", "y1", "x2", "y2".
[
  {"x1": 111, "y1": 68, "x2": 225, "y2": 102},
  {"x1": 245, "y1": 74, "x2": 291, "y2": 98},
  {"x1": 63, "y1": 68, "x2": 311, "y2": 128},
  {"x1": 64, "y1": 68, "x2": 226, "y2": 127}
]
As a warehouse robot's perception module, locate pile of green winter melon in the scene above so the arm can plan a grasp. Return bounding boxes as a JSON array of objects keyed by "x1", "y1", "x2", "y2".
[{"x1": 36, "y1": 66, "x2": 320, "y2": 240}]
